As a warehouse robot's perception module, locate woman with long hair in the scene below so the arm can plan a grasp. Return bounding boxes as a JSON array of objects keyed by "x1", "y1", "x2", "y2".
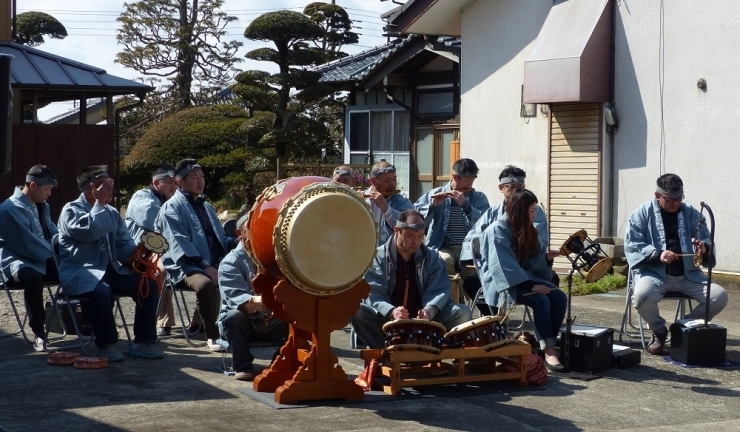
[{"x1": 479, "y1": 188, "x2": 567, "y2": 370}]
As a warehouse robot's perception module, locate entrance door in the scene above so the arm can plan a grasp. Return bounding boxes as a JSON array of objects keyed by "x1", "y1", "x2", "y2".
[{"x1": 413, "y1": 127, "x2": 459, "y2": 200}]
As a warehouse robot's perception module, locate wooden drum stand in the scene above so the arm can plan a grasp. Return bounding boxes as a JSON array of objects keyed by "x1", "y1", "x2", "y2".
[{"x1": 251, "y1": 273, "x2": 370, "y2": 404}]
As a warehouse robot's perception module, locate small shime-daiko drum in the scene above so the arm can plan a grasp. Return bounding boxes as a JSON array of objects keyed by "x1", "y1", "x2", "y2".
[
  {"x1": 559, "y1": 229, "x2": 614, "y2": 283},
  {"x1": 382, "y1": 319, "x2": 447, "y2": 354},
  {"x1": 444, "y1": 315, "x2": 508, "y2": 352},
  {"x1": 246, "y1": 176, "x2": 378, "y2": 296},
  {"x1": 129, "y1": 231, "x2": 169, "y2": 275}
]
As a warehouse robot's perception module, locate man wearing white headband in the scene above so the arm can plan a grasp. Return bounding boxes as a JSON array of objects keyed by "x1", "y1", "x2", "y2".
[
  {"x1": 350, "y1": 210, "x2": 471, "y2": 348},
  {"x1": 156, "y1": 158, "x2": 238, "y2": 352},
  {"x1": 0, "y1": 165, "x2": 59, "y2": 351},
  {"x1": 332, "y1": 165, "x2": 355, "y2": 186},
  {"x1": 58, "y1": 165, "x2": 163, "y2": 361},
  {"x1": 415, "y1": 158, "x2": 490, "y2": 279},
  {"x1": 217, "y1": 207, "x2": 288, "y2": 381},
  {"x1": 124, "y1": 164, "x2": 178, "y2": 337},
  {"x1": 461, "y1": 165, "x2": 555, "y2": 315},
  {"x1": 625, "y1": 173, "x2": 728, "y2": 355},
  {"x1": 364, "y1": 160, "x2": 413, "y2": 246}
]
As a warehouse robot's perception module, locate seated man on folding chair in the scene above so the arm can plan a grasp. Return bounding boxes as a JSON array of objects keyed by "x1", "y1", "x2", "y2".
[
  {"x1": 351, "y1": 210, "x2": 472, "y2": 349},
  {"x1": 57, "y1": 166, "x2": 163, "y2": 362},
  {"x1": 156, "y1": 159, "x2": 238, "y2": 352},
  {"x1": 625, "y1": 173, "x2": 728, "y2": 355},
  {"x1": 0, "y1": 165, "x2": 59, "y2": 351},
  {"x1": 461, "y1": 165, "x2": 555, "y2": 315},
  {"x1": 217, "y1": 208, "x2": 287, "y2": 382},
  {"x1": 124, "y1": 164, "x2": 179, "y2": 337}
]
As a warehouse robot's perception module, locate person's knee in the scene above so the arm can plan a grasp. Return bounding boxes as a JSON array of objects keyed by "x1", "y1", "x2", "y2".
[
  {"x1": 711, "y1": 287, "x2": 729, "y2": 312},
  {"x1": 632, "y1": 279, "x2": 661, "y2": 310},
  {"x1": 16, "y1": 267, "x2": 42, "y2": 288}
]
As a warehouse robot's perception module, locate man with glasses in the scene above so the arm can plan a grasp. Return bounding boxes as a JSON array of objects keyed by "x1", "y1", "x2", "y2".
[
  {"x1": 124, "y1": 164, "x2": 178, "y2": 337},
  {"x1": 461, "y1": 165, "x2": 553, "y2": 314},
  {"x1": 350, "y1": 210, "x2": 471, "y2": 349},
  {"x1": 364, "y1": 160, "x2": 414, "y2": 246},
  {"x1": 625, "y1": 173, "x2": 728, "y2": 355},
  {"x1": 415, "y1": 158, "x2": 489, "y2": 279}
]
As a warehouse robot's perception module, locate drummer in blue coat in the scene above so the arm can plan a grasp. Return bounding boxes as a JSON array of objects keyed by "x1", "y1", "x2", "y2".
[
  {"x1": 479, "y1": 188, "x2": 566, "y2": 371},
  {"x1": 625, "y1": 173, "x2": 728, "y2": 355},
  {"x1": 0, "y1": 165, "x2": 59, "y2": 351},
  {"x1": 124, "y1": 164, "x2": 180, "y2": 337},
  {"x1": 350, "y1": 209, "x2": 472, "y2": 349},
  {"x1": 461, "y1": 165, "x2": 555, "y2": 314},
  {"x1": 363, "y1": 161, "x2": 414, "y2": 246},
  {"x1": 218, "y1": 208, "x2": 288, "y2": 381},
  {"x1": 57, "y1": 166, "x2": 162, "y2": 361},
  {"x1": 415, "y1": 158, "x2": 489, "y2": 278},
  {"x1": 156, "y1": 159, "x2": 238, "y2": 352}
]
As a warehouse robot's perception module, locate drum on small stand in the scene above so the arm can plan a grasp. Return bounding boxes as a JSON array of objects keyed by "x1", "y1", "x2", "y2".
[
  {"x1": 559, "y1": 229, "x2": 614, "y2": 283},
  {"x1": 444, "y1": 316, "x2": 508, "y2": 352},
  {"x1": 383, "y1": 319, "x2": 447, "y2": 354}
]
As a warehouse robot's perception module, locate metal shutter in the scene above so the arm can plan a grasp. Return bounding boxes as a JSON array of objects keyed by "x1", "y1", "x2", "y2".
[{"x1": 548, "y1": 103, "x2": 601, "y2": 271}]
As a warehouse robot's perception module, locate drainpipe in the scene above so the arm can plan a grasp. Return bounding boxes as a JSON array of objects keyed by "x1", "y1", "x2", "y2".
[
  {"x1": 114, "y1": 94, "x2": 145, "y2": 210},
  {"x1": 606, "y1": 0, "x2": 617, "y2": 237}
]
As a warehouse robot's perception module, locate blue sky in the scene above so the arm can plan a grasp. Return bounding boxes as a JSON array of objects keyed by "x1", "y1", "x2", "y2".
[{"x1": 17, "y1": 0, "x2": 394, "y2": 119}]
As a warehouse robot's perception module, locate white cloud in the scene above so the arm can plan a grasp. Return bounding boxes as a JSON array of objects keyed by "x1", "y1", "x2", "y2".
[{"x1": 17, "y1": 0, "x2": 395, "y2": 119}]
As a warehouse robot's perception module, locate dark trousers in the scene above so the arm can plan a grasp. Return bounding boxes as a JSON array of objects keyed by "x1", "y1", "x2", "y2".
[
  {"x1": 15, "y1": 260, "x2": 59, "y2": 338},
  {"x1": 513, "y1": 283, "x2": 567, "y2": 349},
  {"x1": 181, "y1": 272, "x2": 221, "y2": 340},
  {"x1": 221, "y1": 309, "x2": 288, "y2": 373},
  {"x1": 84, "y1": 267, "x2": 159, "y2": 348}
]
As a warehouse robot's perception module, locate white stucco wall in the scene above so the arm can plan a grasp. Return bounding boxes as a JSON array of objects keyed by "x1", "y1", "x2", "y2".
[
  {"x1": 460, "y1": 0, "x2": 553, "y2": 209},
  {"x1": 613, "y1": 1, "x2": 740, "y2": 272}
]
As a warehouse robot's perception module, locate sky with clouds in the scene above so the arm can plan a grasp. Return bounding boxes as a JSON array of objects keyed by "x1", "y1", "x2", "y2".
[{"x1": 16, "y1": 0, "x2": 396, "y2": 119}]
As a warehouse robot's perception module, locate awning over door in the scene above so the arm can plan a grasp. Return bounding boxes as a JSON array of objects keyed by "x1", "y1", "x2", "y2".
[{"x1": 523, "y1": 0, "x2": 612, "y2": 104}]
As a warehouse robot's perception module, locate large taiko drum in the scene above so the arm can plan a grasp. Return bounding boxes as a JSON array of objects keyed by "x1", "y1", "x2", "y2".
[
  {"x1": 444, "y1": 315, "x2": 508, "y2": 352},
  {"x1": 382, "y1": 319, "x2": 447, "y2": 354},
  {"x1": 246, "y1": 176, "x2": 378, "y2": 296}
]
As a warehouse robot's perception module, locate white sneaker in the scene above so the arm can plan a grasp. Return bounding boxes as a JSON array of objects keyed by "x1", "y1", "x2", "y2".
[
  {"x1": 33, "y1": 336, "x2": 46, "y2": 352},
  {"x1": 207, "y1": 338, "x2": 228, "y2": 352}
]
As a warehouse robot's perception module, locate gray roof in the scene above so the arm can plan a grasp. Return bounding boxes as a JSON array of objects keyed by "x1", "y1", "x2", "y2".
[
  {"x1": 312, "y1": 36, "x2": 418, "y2": 84},
  {"x1": 0, "y1": 41, "x2": 153, "y2": 95}
]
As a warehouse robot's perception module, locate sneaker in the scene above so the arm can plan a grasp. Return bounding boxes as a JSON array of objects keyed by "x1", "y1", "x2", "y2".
[
  {"x1": 98, "y1": 344, "x2": 125, "y2": 362},
  {"x1": 128, "y1": 343, "x2": 165, "y2": 359},
  {"x1": 156, "y1": 327, "x2": 171, "y2": 337},
  {"x1": 33, "y1": 336, "x2": 47, "y2": 353},
  {"x1": 235, "y1": 366, "x2": 255, "y2": 381},
  {"x1": 207, "y1": 338, "x2": 228, "y2": 352},
  {"x1": 648, "y1": 328, "x2": 668, "y2": 355}
]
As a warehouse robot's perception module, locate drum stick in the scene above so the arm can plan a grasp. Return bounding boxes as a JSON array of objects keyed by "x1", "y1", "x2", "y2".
[{"x1": 403, "y1": 280, "x2": 409, "y2": 309}]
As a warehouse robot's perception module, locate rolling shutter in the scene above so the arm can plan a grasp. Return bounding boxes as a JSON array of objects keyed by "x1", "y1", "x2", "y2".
[{"x1": 548, "y1": 103, "x2": 601, "y2": 271}]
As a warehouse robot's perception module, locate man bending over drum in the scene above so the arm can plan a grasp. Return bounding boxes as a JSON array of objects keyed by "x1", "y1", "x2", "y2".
[
  {"x1": 156, "y1": 159, "x2": 238, "y2": 352},
  {"x1": 57, "y1": 166, "x2": 163, "y2": 361},
  {"x1": 625, "y1": 173, "x2": 728, "y2": 355},
  {"x1": 124, "y1": 164, "x2": 179, "y2": 337},
  {"x1": 364, "y1": 161, "x2": 413, "y2": 246},
  {"x1": 351, "y1": 210, "x2": 472, "y2": 349},
  {"x1": 0, "y1": 165, "x2": 59, "y2": 351},
  {"x1": 217, "y1": 208, "x2": 288, "y2": 381}
]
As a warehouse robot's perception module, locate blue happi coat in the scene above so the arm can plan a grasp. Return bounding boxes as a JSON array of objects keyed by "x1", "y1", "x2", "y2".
[
  {"x1": 0, "y1": 187, "x2": 58, "y2": 279},
  {"x1": 364, "y1": 188, "x2": 414, "y2": 246},
  {"x1": 625, "y1": 199, "x2": 714, "y2": 284},
  {"x1": 156, "y1": 190, "x2": 233, "y2": 284},
  {"x1": 414, "y1": 181, "x2": 490, "y2": 250},
  {"x1": 364, "y1": 235, "x2": 452, "y2": 319},
  {"x1": 479, "y1": 219, "x2": 555, "y2": 307},
  {"x1": 217, "y1": 242, "x2": 261, "y2": 336},
  {"x1": 57, "y1": 194, "x2": 138, "y2": 295},
  {"x1": 461, "y1": 201, "x2": 549, "y2": 262},
  {"x1": 125, "y1": 187, "x2": 165, "y2": 242}
]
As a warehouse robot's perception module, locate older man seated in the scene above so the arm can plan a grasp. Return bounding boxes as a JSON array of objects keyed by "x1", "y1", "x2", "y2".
[{"x1": 350, "y1": 209, "x2": 472, "y2": 349}]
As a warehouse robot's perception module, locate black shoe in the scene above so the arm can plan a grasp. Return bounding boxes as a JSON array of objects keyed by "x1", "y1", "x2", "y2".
[
  {"x1": 545, "y1": 360, "x2": 565, "y2": 372},
  {"x1": 235, "y1": 365, "x2": 255, "y2": 381},
  {"x1": 187, "y1": 323, "x2": 203, "y2": 337},
  {"x1": 156, "y1": 327, "x2": 171, "y2": 337},
  {"x1": 648, "y1": 328, "x2": 668, "y2": 355}
]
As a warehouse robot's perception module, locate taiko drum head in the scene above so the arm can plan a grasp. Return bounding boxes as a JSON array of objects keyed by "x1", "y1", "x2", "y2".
[
  {"x1": 140, "y1": 232, "x2": 169, "y2": 254},
  {"x1": 274, "y1": 181, "x2": 378, "y2": 295}
]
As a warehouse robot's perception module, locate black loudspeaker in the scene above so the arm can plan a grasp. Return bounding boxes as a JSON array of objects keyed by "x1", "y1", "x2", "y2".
[
  {"x1": 0, "y1": 54, "x2": 13, "y2": 176},
  {"x1": 669, "y1": 320, "x2": 726, "y2": 365},
  {"x1": 559, "y1": 325, "x2": 614, "y2": 374}
]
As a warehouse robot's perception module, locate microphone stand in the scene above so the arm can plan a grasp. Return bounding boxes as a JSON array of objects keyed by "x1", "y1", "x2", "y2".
[
  {"x1": 563, "y1": 268, "x2": 576, "y2": 373},
  {"x1": 700, "y1": 202, "x2": 715, "y2": 326}
]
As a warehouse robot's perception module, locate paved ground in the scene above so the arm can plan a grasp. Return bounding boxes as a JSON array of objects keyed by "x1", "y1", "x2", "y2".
[{"x1": 2, "y1": 283, "x2": 740, "y2": 432}]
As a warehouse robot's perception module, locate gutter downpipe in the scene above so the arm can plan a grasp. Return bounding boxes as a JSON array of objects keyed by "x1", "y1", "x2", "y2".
[
  {"x1": 607, "y1": 0, "x2": 617, "y2": 236},
  {"x1": 114, "y1": 94, "x2": 145, "y2": 210}
]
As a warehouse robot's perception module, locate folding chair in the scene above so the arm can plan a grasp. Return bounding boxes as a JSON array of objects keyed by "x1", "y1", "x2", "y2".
[
  {"x1": 619, "y1": 268, "x2": 693, "y2": 350},
  {"x1": 45, "y1": 234, "x2": 132, "y2": 355},
  {"x1": 156, "y1": 274, "x2": 204, "y2": 347},
  {"x1": 0, "y1": 271, "x2": 59, "y2": 344}
]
